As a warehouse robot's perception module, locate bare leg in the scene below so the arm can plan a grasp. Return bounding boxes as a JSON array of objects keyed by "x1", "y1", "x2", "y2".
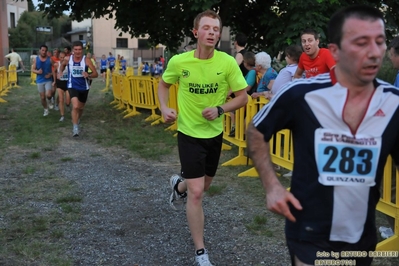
[
  {"x1": 57, "y1": 88, "x2": 64, "y2": 116},
  {"x1": 184, "y1": 175, "x2": 213, "y2": 250}
]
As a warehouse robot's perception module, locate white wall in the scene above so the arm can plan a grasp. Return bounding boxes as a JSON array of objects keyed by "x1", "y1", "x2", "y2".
[{"x1": 7, "y1": 0, "x2": 27, "y2": 27}]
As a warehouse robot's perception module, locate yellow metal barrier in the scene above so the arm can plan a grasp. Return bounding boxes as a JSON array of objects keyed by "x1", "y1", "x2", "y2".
[
  {"x1": 221, "y1": 96, "x2": 269, "y2": 169},
  {"x1": 151, "y1": 82, "x2": 179, "y2": 133},
  {"x1": 138, "y1": 64, "x2": 143, "y2": 76},
  {"x1": 122, "y1": 76, "x2": 161, "y2": 122},
  {"x1": 101, "y1": 69, "x2": 111, "y2": 92},
  {"x1": 7, "y1": 65, "x2": 20, "y2": 88},
  {"x1": 30, "y1": 71, "x2": 37, "y2": 85},
  {"x1": 238, "y1": 129, "x2": 293, "y2": 177},
  {"x1": 376, "y1": 157, "x2": 399, "y2": 251},
  {"x1": 126, "y1": 67, "x2": 134, "y2": 76},
  {"x1": 110, "y1": 72, "x2": 123, "y2": 109},
  {"x1": 222, "y1": 95, "x2": 252, "y2": 166},
  {"x1": 0, "y1": 67, "x2": 8, "y2": 102}
]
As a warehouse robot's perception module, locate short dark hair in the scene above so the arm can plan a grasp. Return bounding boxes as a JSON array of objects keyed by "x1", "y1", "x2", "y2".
[
  {"x1": 64, "y1": 46, "x2": 71, "y2": 52},
  {"x1": 389, "y1": 36, "x2": 399, "y2": 56},
  {"x1": 300, "y1": 29, "x2": 319, "y2": 40},
  {"x1": 243, "y1": 51, "x2": 255, "y2": 67},
  {"x1": 285, "y1": 45, "x2": 302, "y2": 63},
  {"x1": 235, "y1": 33, "x2": 247, "y2": 47},
  {"x1": 72, "y1": 41, "x2": 83, "y2": 48},
  {"x1": 328, "y1": 5, "x2": 384, "y2": 47},
  {"x1": 40, "y1": 44, "x2": 48, "y2": 51}
]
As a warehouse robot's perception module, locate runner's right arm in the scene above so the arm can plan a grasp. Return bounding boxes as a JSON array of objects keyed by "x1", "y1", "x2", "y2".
[{"x1": 246, "y1": 122, "x2": 302, "y2": 222}]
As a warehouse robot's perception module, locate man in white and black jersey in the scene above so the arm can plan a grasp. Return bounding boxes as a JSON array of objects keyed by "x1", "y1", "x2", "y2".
[
  {"x1": 247, "y1": 5, "x2": 398, "y2": 266},
  {"x1": 60, "y1": 41, "x2": 98, "y2": 137}
]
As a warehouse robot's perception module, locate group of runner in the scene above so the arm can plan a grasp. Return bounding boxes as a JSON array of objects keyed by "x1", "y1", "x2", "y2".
[{"x1": 32, "y1": 42, "x2": 98, "y2": 136}]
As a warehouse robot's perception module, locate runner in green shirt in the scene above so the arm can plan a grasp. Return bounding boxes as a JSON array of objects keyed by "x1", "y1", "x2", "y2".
[{"x1": 158, "y1": 10, "x2": 248, "y2": 266}]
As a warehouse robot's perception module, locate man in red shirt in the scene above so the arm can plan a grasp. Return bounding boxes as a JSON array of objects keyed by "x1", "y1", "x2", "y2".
[{"x1": 293, "y1": 28, "x2": 336, "y2": 79}]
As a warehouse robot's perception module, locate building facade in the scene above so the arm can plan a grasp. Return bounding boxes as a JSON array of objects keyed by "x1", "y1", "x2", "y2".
[{"x1": 0, "y1": 0, "x2": 27, "y2": 66}]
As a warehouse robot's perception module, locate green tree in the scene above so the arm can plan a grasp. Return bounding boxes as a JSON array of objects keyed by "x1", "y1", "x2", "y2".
[
  {"x1": 37, "y1": 0, "x2": 399, "y2": 55},
  {"x1": 27, "y1": 0, "x2": 35, "y2": 12},
  {"x1": 8, "y1": 11, "x2": 70, "y2": 48}
]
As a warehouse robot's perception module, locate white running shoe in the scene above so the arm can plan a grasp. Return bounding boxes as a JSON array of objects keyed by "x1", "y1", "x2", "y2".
[
  {"x1": 43, "y1": 109, "x2": 49, "y2": 116},
  {"x1": 48, "y1": 101, "x2": 54, "y2": 110},
  {"x1": 59, "y1": 116, "x2": 64, "y2": 122},
  {"x1": 194, "y1": 249, "x2": 214, "y2": 266},
  {"x1": 379, "y1": 226, "x2": 394, "y2": 239},
  {"x1": 72, "y1": 127, "x2": 79, "y2": 137},
  {"x1": 54, "y1": 105, "x2": 59, "y2": 111},
  {"x1": 283, "y1": 171, "x2": 292, "y2": 177},
  {"x1": 169, "y1": 174, "x2": 187, "y2": 211}
]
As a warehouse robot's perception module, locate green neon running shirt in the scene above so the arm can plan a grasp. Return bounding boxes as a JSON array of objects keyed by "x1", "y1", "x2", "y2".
[{"x1": 162, "y1": 50, "x2": 248, "y2": 138}]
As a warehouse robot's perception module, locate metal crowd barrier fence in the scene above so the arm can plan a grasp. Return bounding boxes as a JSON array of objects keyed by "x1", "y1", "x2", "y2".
[
  {"x1": 376, "y1": 157, "x2": 399, "y2": 250},
  {"x1": 151, "y1": 82, "x2": 178, "y2": 133},
  {"x1": 30, "y1": 71, "x2": 36, "y2": 85},
  {"x1": 7, "y1": 65, "x2": 20, "y2": 88},
  {"x1": 110, "y1": 73, "x2": 161, "y2": 122},
  {"x1": 101, "y1": 69, "x2": 111, "y2": 92},
  {"x1": 0, "y1": 67, "x2": 8, "y2": 103}
]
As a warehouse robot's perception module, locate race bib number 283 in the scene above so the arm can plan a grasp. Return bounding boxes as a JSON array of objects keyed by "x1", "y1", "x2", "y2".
[{"x1": 315, "y1": 129, "x2": 381, "y2": 187}]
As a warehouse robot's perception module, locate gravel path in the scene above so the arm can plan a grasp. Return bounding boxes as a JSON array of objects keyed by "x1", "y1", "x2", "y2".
[{"x1": 56, "y1": 137, "x2": 291, "y2": 266}]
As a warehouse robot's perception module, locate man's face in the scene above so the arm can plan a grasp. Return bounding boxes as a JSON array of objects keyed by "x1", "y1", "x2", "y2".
[
  {"x1": 389, "y1": 47, "x2": 399, "y2": 69},
  {"x1": 53, "y1": 49, "x2": 59, "y2": 57},
  {"x1": 330, "y1": 17, "x2": 386, "y2": 86},
  {"x1": 39, "y1": 47, "x2": 47, "y2": 57},
  {"x1": 301, "y1": 34, "x2": 319, "y2": 58},
  {"x1": 196, "y1": 16, "x2": 221, "y2": 48},
  {"x1": 73, "y1": 45, "x2": 83, "y2": 58}
]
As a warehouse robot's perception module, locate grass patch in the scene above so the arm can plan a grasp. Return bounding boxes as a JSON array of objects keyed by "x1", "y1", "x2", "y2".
[
  {"x1": 207, "y1": 184, "x2": 227, "y2": 196},
  {"x1": 128, "y1": 187, "x2": 144, "y2": 192},
  {"x1": 29, "y1": 152, "x2": 41, "y2": 159},
  {"x1": 23, "y1": 165, "x2": 35, "y2": 174},
  {"x1": 60, "y1": 157, "x2": 73, "y2": 162},
  {"x1": 245, "y1": 214, "x2": 273, "y2": 236},
  {"x1": 56, "y1": 195, "x2": 83, "y2": 204}
]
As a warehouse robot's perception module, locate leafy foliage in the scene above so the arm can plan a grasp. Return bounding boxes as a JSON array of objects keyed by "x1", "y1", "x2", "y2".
[
  {"x1": 8, "y1": 10, "x2": 70, "y2": 48},
  {"x1": 36, "y1": 0, "x2": 399, "y2": 55}
]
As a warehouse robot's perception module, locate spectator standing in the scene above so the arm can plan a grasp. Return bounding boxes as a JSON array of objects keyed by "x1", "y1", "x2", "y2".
[
  {"x1": 142, "y1": 62, "x2": 150, "y2": 75},
  {"x1": 234, "y1": 33, "x2": 249, "y2": 77},
  {"x1": 5, "y1": 48, "x2": 25, "y2": 71},
  {"x1": 293, "y1": 28, "x2": 336, "y2": 79},
  {"x1": 159, "y1": 55, "x2": 165, "y2": 67},
  {"x1": 251, "y1": 52, "x2": 278, "y2": 98},
  {"x1": 267, "y1": 45, "x2": 303, "y2": 99}
]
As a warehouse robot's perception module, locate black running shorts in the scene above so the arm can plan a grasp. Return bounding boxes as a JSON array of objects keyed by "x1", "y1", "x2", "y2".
[{"x1": 177, "y1": 131, "x2": 223, "y2": 179}]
